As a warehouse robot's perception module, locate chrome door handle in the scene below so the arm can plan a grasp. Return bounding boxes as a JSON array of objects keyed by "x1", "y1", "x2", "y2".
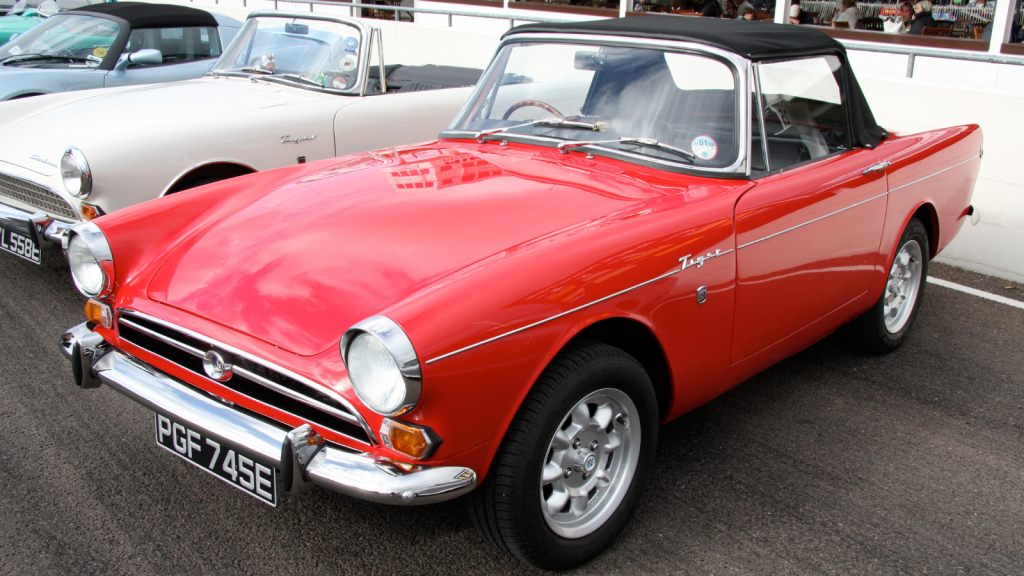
[{"x1": 862, "y1": 161, "x2": 890, "y2": 175}]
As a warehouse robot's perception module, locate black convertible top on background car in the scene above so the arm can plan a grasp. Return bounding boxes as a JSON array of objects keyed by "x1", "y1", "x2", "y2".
[
  {"x1": 69, "y1": 1, "x2": 218, "y2": 28},
  {"x1": 507, "y1": 16, "x2": 889, "y2": 149}
]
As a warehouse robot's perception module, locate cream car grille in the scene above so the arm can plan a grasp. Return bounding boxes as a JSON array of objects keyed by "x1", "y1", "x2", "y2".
[
  {"x1": 115, "y1": 310, "x2": 373, "y2": 446},
  {"x1": 0, "y1": 172, "x2": 77, "y2": 220}
]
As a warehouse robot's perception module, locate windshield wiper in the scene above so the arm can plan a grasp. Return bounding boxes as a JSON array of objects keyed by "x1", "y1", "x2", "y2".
[
  {"x1": 1, "y1": 54, "x2": 87, "y2": 64},
  {"x1": 474, "y1": 118, "x2": 599, "y2": 143},
  {"x1": 557, "y1": 137, "x2": 696, "y2": 163},
  {"x1": 276, "y1": 73, "x2": 325, "y2": 88},
  {"x1": 236, "y1": 66, "x2": 273, "y2": 75}
]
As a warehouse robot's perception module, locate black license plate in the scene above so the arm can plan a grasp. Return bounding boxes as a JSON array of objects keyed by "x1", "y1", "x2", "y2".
[
  {"x1": 155, "y1": 413, "x2": 277, "y2": 506},
  {"x1": 0, "y1": 224, "x2": 40, "y2": 264}
]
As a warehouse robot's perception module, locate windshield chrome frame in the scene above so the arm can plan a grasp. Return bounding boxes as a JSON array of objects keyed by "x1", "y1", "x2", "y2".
[
  {"x1": 212, "y1": 11, "x2": 373, "y2": 96},
  {"x1": 442, "y1": 32, "x2": 752, "y2": 176}
]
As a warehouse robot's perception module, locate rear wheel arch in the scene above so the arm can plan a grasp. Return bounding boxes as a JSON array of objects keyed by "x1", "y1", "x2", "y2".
[
  {"x1": 912, "y1": 203, "x2": 939, "y2": 259},
  {"x1": 163, "y1": 162, "x2": 256, "y2": 195}
]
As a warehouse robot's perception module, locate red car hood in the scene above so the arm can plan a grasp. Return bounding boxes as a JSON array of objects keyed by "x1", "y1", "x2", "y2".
[{"x1": 146, "y1": 143, "x2": 704, "y2": 356}]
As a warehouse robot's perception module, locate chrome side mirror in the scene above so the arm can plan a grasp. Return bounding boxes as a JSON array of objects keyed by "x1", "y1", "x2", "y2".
[{"x1": 114, "y1": 49, "x2": 162, "y2": 71}]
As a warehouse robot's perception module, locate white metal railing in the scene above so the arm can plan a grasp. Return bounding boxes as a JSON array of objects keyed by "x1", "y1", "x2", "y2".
[
  {"x1": 224, "y1": 0, "x2": 576, "y2": 26},
  {"x1": 191, "y1": 0, "x2": 1024, "y2": 72},
  {"x1": 801, "y1": 1, "x2": 1019, "y2": 25}
]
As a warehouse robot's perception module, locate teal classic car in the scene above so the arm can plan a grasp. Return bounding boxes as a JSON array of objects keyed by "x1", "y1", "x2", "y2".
[
  {"x1": 0, "y1": 0, "x2": 108, "y2": 45},
  {"x1": 0, "y1": 1, "x2": 240, "y2": 100}
]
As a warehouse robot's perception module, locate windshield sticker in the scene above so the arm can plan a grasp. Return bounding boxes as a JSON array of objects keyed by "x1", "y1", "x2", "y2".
[
  {"x1": 690, "y1": 136, "x2": 718, "y2": 160},
  {"x1": 8, "y1": 45, "x2": 22, "y2": 56},
  {"x1": 92, "y1": 47, "x2": 107, "y2": 58},
  {"x1": 340, "y1": 56, "x2": 356, "y2": 72},
  {"x1": 332, "y1": 76, "x2": 348, "y2": 90},
  {"x1": 343, "y1": 37, "x2": 358, "y2": 54}
]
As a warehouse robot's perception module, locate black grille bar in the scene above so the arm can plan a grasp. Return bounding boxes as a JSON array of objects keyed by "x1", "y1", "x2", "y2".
[{"x1": 116, "y1": 312, "x2": 372, "y2": 445}]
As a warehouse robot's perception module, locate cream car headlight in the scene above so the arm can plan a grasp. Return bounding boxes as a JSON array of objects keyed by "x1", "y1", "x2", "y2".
[
  {"x1": 341, "y1": 316, "x2": 421, "y2": 416},
  {"x1": 65, "y1": 223, "x2": 114, "y2": 298},
  {"x1": 61, "y1": 146, "x2": 93, "y2": 199}
]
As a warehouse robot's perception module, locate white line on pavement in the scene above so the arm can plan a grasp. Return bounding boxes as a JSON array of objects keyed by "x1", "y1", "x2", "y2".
[{"x1": 927, "y1": 277, "x2": 1024, "y2": 311}]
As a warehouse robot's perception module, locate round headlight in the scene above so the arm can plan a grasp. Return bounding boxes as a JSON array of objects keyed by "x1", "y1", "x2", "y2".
[
  {"x1": 65, "y1": 223, "x2": 113, "y2": 298},
  {"x1": 348, "y1": 333, "x2": 407, "y2": 414},
  {"x1": 68, "y1": 234, "x2": 105, "y2": 296},
  {"x1": 341, "y1": 316, "x2": 421, "y2": 416},
  {"x1": 61, "y1": 147, "x2": 92, "y2": 199}
]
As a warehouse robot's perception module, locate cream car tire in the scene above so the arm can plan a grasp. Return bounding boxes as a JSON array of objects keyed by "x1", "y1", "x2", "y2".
[{"x1": 467, "y1": 341, "x2": 658, "y2": 570}]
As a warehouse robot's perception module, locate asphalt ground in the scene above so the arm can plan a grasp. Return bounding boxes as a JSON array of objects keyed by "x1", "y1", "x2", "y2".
[{"x1": 0, "y1": 248, "x2": 1021, "y2": 576}]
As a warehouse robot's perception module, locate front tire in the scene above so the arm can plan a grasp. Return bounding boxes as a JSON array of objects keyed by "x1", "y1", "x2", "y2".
[
  {"x1": 467, "y1": 342, "x2": 658, "y2": 570},
  {"x1": 849, "y1": 217, "x2": 929, "y2": 354}
]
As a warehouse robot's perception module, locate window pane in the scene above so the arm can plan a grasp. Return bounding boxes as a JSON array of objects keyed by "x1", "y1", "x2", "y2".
[
  {"x1": 123, "y1": 26, "x2": 221, "y2": 64},
  {"x1": 756, "y1": 55, "x2": 847, "y2": 170}
]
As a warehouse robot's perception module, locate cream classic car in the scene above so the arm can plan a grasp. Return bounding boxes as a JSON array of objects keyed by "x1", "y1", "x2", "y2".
[{"x1": 0, "y1": 10, "x2": 480, "y2": 264}]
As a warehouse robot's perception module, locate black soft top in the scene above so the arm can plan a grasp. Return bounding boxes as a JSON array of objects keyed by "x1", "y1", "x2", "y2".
[
  {"x1": 70, "y1": 1, "x2": 218, "y2": 28},
  {"x1": 506, "y1": 16, "x2": 843, "y2": 61},
  {"x1": 506, "y1": 16, "x2": 888, "y2": 149}
]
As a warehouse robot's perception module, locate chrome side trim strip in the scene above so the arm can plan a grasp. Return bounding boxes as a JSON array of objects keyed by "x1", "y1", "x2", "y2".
[
  {"x1": 738, "y1": 152, "x2": 981, "y2": 250},
  {"x1": 425, "y1": 155, "x2": 981, "y2": 364},
  {"x1": 118, "y1": 309, "x2": 377, "y2": 445},
  {"x1": 887, "y1": 153, "x2": 981, "y2": 193},
  {"x1": 737, "y1": 192, "x2": 889, "y2": 250},
  {"x1": 425, "y1": 248, "x2": 734, "y2": 364}
]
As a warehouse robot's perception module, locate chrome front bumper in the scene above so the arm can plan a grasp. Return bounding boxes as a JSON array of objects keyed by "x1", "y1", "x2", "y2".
[
  {"x1": 0, "y1": 201, "x2": 73, "y2": 246},
  {"x1": 60, "y1": 323, "x2": 477, "y2": 505}
]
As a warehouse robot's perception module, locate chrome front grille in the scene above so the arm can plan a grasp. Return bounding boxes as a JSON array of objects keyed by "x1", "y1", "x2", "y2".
[
  {"x1": 115, "y1": 310, "x2": 374, "y2": 446},
  {"x1": 0, "y1": 172, "x2": 77, "y2": 220}
]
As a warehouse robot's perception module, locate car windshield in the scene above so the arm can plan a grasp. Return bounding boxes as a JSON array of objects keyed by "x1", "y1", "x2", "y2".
[
  {"x1": 0, "y1": 13, "x2": 118, "y2": 66},
  {"x1": 8, "y1": 0, "x2": 91, "y2": 16},
  {"x1": 8, "y1": 0, "x2": 43, "y2": 14},
  {"x1": 211, "y1": 16, "x2": 364, "y2": 93},
  {"x1": 448, "y1": 42, "x2": 740, "y2": 169}
]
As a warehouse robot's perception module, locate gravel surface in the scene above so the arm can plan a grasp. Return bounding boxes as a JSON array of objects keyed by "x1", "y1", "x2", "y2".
[{"x1": 0, "y1": 248, "x2": 1021, "y2": 575}]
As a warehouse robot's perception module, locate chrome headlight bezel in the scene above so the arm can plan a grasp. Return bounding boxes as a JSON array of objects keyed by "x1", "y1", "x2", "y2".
[
  {"x1": 340, "y1": 316, "x2": 421, "y2": 417},
  {"x1": 61, "y1": 146, "x2": 93, "y2": 200},
  {"x1": 65, "y1": 222, "x2": 114, "y2": 299}
]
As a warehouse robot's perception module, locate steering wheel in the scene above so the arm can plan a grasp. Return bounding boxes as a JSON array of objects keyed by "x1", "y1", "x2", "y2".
[
  {"x1": 57, "y1": 49, "x2": 77, "y2": 58},
  {"x1": 502, "y1": 100, "x2": 565, "y2": 121}
]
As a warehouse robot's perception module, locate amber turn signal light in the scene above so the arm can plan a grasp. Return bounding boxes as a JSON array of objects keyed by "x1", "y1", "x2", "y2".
[
  {"x1": 80, "y1": 203, "x2": 105, "y2": 221},
  {"x1": 380, "y1": 419, "x2": 441, "y2": 460},
  {"x1": 84, "y1": 298, "x2": 112, "y2": 328}
]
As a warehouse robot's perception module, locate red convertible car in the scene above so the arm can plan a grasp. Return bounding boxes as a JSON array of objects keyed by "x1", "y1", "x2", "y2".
[{"x1": 60, "y1": 17, "x2": 982, "y2": 570}]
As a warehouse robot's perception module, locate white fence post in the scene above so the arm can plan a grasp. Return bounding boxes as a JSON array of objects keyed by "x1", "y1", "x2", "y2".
[
  {"x1": 988, "y1": 0, "x2": 1016, "y2": 54},
  {"x1": 775, "y1": 0, "x2": 793, "y2": 24}
]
